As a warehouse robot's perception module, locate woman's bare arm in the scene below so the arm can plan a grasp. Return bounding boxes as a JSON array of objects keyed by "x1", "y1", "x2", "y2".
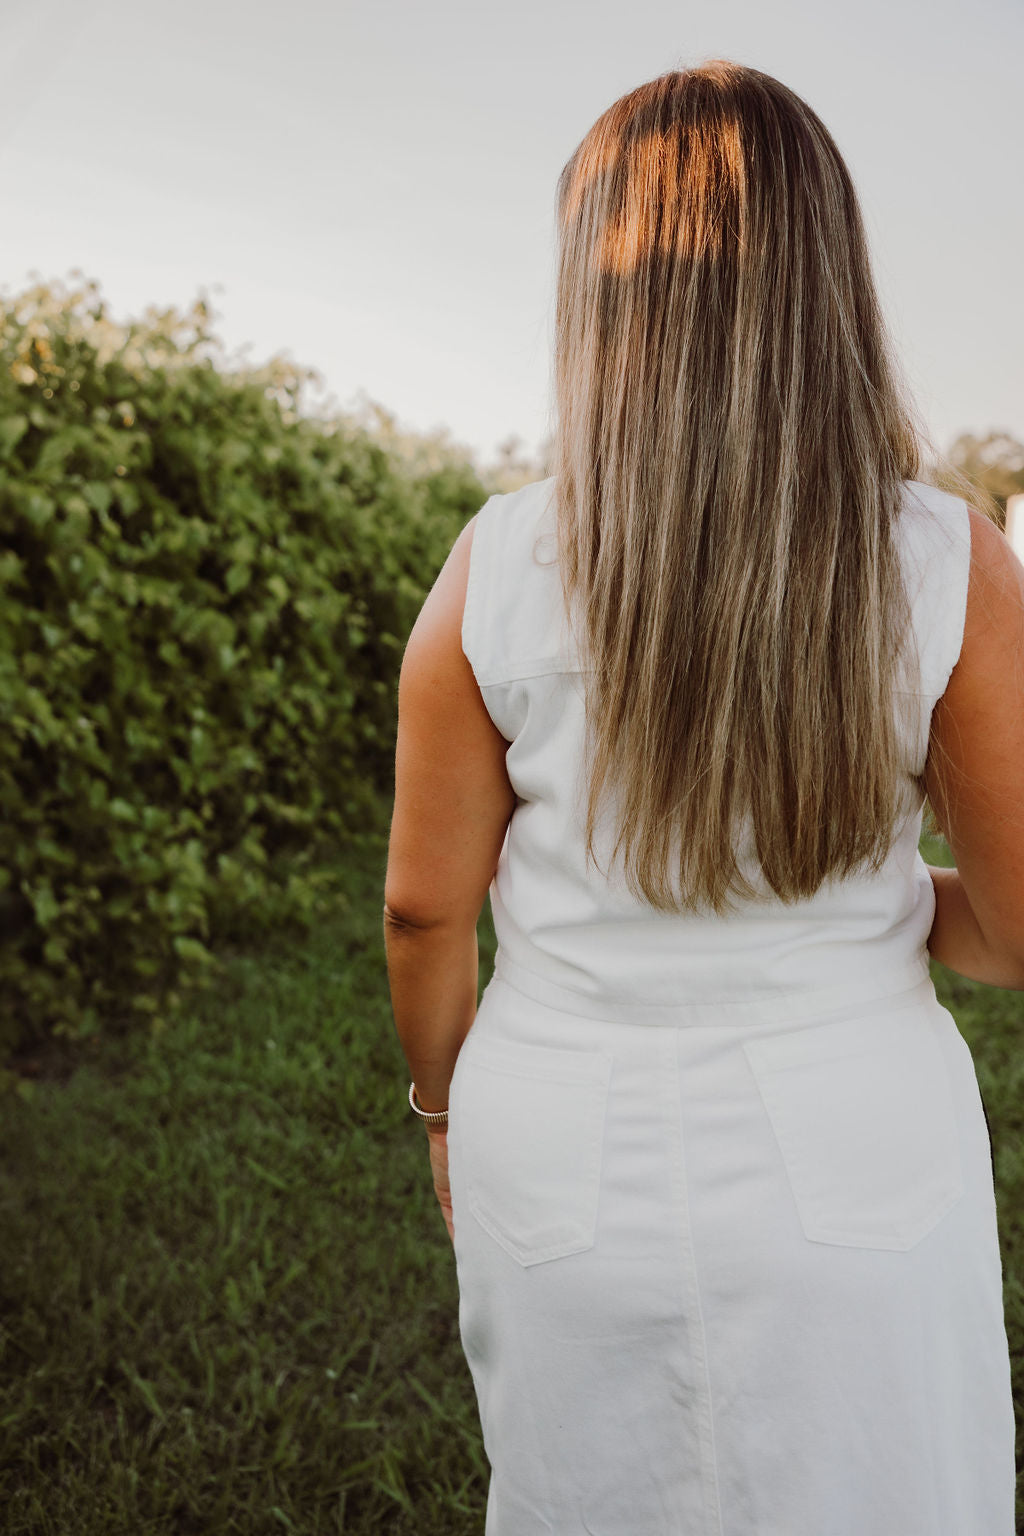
[
  {"x1": 384, "y1": 516, "x2": 516, "y2": 1114},
  {"x1": 923, "y1": 507, "x2": 1024, "y2": 989}
]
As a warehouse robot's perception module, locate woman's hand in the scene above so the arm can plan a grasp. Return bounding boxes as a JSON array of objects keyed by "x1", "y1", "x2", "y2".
[{"x1": 426, "y1": 1127, "x2": 454, "y2": 1243}]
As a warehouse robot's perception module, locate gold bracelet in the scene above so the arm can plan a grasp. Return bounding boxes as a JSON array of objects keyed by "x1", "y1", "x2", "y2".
[{"x1": 408, "y1": 1081, "x2": 449, "y2": 1127}]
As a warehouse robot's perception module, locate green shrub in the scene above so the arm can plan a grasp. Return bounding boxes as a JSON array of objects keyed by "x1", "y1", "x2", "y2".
[{"x1": 0, "y1": 277, "x2": 487, "y2": 1056}]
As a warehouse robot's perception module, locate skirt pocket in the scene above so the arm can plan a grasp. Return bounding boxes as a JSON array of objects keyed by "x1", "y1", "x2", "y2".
[
  {"x1": 453, "y1": 1033, "x2": 612, "y2": 1267},
  {"x1": 743, "y1": 998, "x2": 965, "y2": 1251}
]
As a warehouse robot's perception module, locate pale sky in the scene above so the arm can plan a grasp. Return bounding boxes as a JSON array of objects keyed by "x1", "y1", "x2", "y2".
[{"x1": 1, "y1": 0, "x2": 1021, "y2": 468}]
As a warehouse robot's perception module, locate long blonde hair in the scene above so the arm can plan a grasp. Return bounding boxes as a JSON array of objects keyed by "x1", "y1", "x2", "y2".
[{"x1": 553, "y1": 61, "x2": 929, "y2": 914}]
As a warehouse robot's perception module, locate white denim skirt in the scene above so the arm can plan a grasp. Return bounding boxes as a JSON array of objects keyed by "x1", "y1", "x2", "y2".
[{"x1": 446, "y1": 959, "x2": 1016, "y2": 1536}]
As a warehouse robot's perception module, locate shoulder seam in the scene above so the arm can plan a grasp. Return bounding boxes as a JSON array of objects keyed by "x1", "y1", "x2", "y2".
[{"x1": 476, "y1": 660, "x2": 590, "y2": 688}]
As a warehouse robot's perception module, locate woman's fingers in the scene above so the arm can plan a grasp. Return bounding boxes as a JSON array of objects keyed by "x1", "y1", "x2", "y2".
[{"x1": 427, "y1": 1130, "x2": 455, "y2": 1243}]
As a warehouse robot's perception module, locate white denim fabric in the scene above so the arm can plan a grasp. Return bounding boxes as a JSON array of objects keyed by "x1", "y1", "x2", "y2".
[{"x1": 448, "y1": 478, "x2": 1016, "y2": 1535}]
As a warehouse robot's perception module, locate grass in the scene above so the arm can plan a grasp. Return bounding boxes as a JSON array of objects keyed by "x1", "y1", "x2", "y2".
[
  {"x1": 0, "y1": 833, "x2": 491, "y2": 1535},
  {"x1": 0, "y1": 829, "x2": 1021, "y2": 1533}
]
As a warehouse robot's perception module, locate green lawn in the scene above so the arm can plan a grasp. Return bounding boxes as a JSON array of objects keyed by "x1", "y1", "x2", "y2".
[{"x1": 0, "y1": 831, "x2": 1020, "y2": 1534}]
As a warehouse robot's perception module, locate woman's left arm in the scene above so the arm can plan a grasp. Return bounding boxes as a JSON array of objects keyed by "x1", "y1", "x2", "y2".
[{"x1": 383, "y1": 516, "x2": 516, "y2": 1195}]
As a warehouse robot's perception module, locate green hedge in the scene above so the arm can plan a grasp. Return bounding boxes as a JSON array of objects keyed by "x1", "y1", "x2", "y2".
[{"x1": 0, "y1": 278, "x2": 487, "y2": 1057}]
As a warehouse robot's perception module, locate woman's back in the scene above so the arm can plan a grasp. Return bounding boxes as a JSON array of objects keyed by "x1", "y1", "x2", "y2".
[{"x1": 462, "y1": 474, "x2": 972, "y2": 1019}]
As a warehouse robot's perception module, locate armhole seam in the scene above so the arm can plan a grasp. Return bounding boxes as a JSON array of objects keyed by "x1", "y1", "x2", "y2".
[{"x1": 937, "y1": 497, "x2": 973, "y2": 697}]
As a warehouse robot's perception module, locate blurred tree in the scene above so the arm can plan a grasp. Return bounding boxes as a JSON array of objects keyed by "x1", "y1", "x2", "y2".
[
  {"x1": 481, "y1": 432, "x2": 553, "y2": 494},
  {"x1": 344, "y1": 398, "x2": 553, "y2": 498},
  {"x1": 946, "y1": 430, "x2": 1024, "y2": 520},
  {"x1": 478, "y1": 433, "x2": 552, "y2": 491}
]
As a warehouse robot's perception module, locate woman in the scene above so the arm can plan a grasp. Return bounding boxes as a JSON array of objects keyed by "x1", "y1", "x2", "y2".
[{"x1": 383, "y1": 61, "x2": 1022, "y2": 1535}]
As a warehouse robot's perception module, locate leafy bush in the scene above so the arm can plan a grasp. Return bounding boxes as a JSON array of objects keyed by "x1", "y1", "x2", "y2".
[{"x1": 0, "y1": 276, "x2": 487, "y2": 1056}]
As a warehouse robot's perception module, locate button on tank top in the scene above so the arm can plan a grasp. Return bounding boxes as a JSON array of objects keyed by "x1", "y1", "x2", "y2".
[{"x1": 461, "y1": 478, "x2": 971, "y2": 1021}]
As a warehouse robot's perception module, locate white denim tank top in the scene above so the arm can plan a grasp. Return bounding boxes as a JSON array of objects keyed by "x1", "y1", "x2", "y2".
[{"x1": 461, "y1": 478, "x2": 970, "y2": 1022}]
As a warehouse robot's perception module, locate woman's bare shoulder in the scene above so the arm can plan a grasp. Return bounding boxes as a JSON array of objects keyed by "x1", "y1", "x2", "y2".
[
  {"x1": 400, "y1": 516, "x2": 477, "y2": 665},
  {"x1": 964, "y1": 507, "x2": 1024, "y2": 624}
]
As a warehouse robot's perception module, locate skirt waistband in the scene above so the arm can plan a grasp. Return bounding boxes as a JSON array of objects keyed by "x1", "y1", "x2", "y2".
[{"x1": 491, "y1": 947, "x2": 935, "y2": 1029}]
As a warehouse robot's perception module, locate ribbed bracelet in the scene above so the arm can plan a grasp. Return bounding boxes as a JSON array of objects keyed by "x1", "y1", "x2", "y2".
[{"x1": 408, "y1": 1081, "x2": 449, "y2": 1128}]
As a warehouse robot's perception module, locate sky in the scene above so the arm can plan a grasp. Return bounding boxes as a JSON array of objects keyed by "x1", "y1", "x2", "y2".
[{"x1": 1, "y1": 0, "x2": 1021, "y2": 469}]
